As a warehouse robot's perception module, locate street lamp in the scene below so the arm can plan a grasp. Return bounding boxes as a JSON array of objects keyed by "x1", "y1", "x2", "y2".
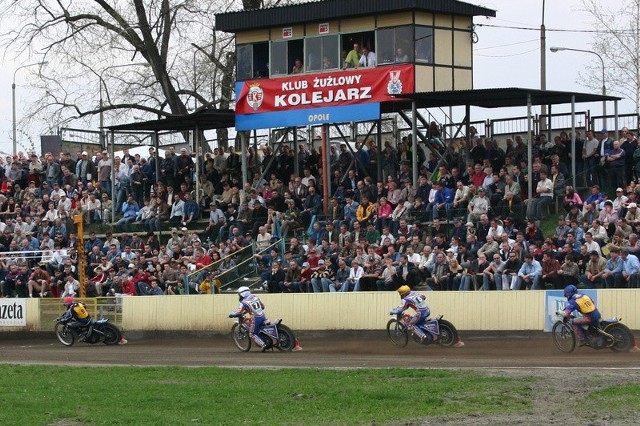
[
  {"x1": 98, "y1": 62, "x2": 149, "y2": 148},
  {"x1": 12, "y1": 61, "x2": 48, "y2": 156},
  {"x1": 550, "y1": 46, "x2": 607, "y2": 121}
]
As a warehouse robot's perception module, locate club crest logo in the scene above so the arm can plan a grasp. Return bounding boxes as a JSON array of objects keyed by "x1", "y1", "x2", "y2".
[
  {"x1": 246, "y1": 83, "x2": 264, "y2": 111},
  {"x1": 387, "y1": 70, "x2": 402, "y2": 95}
]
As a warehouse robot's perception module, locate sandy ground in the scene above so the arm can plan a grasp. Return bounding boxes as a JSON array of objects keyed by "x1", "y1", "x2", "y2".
[{"x1": 1, "y1": 331, "x2": 638, "y2": 425}]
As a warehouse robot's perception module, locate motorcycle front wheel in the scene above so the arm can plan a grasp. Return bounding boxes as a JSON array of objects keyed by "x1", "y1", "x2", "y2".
[
  {"x1": 386, "y1": 319, "x2": 409, "y2": 348},
  {"x1": 275, "y1": 324, "x2": 296, "y2": 351},
  {"x1": 606, "y1": 323, "x2": 635, "y2": 352},
  {"x1": 231, "y1": 323, "x2": 252, "y2": 352},
  {"x1": 438, "y1": 320, "x2": 458, "y2": 347},
  {"x1": 55, "y1": 323, "x2": 75, "y2": 346},
  {"x1": 102, "y1": 324, "x2": 122, "y2": 345},
  {"x1": 552, "y1": 321, "x2": 576, "y2": 353}
]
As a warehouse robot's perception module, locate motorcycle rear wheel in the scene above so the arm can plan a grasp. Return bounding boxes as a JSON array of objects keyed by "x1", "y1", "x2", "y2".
[
  {"x1": 387, "y1": 319, "x2": 409, "y2": 348},
  {"x1": 55, "y1": 323, "x2": 75, "y2": 346},
  {"x1": 231, "y1": 323, "x2": 252, "y2": 352},
  {"x1": 275, "y1": 324, "x2": 296, "y2": 351},
  {"x1": 102, "y1": 324, "x2": 122, "y2": 345},
  {"x1": 606, "y1": 323, "x2": 635, "y2": 352},
  {"x1": 438, "y1": 320, "x2": 458, "y2": 347},
  {"x1": 552, "y1": 321, "x2": 576, "y2": 353}
]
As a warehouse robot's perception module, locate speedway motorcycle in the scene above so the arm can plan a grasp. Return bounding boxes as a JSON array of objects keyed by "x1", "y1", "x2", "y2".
[
  {"x1": 387, "y1": 313, "x2": 459, "y2": 348},
  {"x1": 231, "y1": 314, "x2": 296, "y2": 352},
  {"x1": 55, "y1": 316, "x2": 122, "y2": 346},
  {"x1": 552, "y1": 313, "x2": 635, "y2": 353}
]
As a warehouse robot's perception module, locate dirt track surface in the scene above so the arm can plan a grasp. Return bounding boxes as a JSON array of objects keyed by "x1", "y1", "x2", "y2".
[
  {"x1": 1, "y1": 332, "x2": 639, "y2": 425},
  {"x1": 0, "y1": 331, "x2": 637, "y2": 368}
]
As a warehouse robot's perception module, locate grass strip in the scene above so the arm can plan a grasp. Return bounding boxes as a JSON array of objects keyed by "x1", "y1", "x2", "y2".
[{"x1": 0, "y1": 365, "x2": 531, "y2": 425}]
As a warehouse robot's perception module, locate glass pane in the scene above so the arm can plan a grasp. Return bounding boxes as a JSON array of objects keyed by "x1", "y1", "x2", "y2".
[
  {"x1": 236, "y1": 44, "x2": 252, "y2": 81},
  {"x1": 415, "y1": 26, "x2": 433, "y2": 63},
  {"x1": 288, "y1": 39, "x2": 304, "y2": 74},
  {"x1": 253, "y1": 42, "x2": 269, "y2": 78},
  {"x1": 270, "y1": 40, "x2": 288, "y2": 76},
  {"x1": 394, "y1": 26, "x2": 414, "y2": 63},
  {"x1": 321, "y1": 35, "x2": 340, "y2": 70},
  {"x1": 305, "y1": 37, "x2": 322, "y2": 72},
  {"x1": 377, "y1": 28, "x2": 394, "y2": 65}
]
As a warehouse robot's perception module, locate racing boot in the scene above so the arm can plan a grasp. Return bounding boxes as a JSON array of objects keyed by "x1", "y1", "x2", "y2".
[
  {"x1": 252, "y1": 334, "x2": 270, "y2": 352},
  {"x1": 259, "y1": 331, "x2": 273, "y2": 352}
]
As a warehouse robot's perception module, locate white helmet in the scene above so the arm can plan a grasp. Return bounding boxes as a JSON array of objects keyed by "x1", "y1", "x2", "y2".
[{"x1": 237, "y1": 286, "x2": 251, "y2": 300}]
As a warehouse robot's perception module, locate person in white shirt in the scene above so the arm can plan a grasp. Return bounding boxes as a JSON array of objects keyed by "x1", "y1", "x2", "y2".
[
  {"x1": 406, "y1": 246, "x2": 421, "y2": 265},
  {"x1": 527, "y1": 170, "x2": 553, "y2": 220},
  {"x1": 346, "y1": 260, "x2": 364, "y2": 291},
  {"x1": 612, "y1": 188, "x2": 628, "y2": 213},
  {"x1": 358, "y1": 47, "x2": 376, "y2": 68},
  {"x1": 256, "y1": 226, "x2": 272, "y2": 251}
]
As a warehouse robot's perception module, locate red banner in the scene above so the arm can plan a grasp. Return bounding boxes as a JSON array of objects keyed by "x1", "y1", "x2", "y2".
[{"x1": 235, "y1": 64, "x2": 414, "y2": 115}]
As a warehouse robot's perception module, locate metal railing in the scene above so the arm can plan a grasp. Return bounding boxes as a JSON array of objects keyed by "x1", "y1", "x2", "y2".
[
  {"x1": 185, "y1": 238, "x2": 286, "y2": 294},
  {"x1": 40, "y1": 297, "x2": 122, "y2": 331}
]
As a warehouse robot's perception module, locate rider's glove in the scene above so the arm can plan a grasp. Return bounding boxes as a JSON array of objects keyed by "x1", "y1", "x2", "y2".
[
  {"x1": 229, "y1": 312, "x2": 240, "y2": 318},
  {"x1": 389, "y1": 310, "x2": 400, "y2": 315}
]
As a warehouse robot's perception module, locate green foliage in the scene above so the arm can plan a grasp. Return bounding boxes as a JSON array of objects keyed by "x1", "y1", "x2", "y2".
[
  {"x1": 0, "y1": 365, "x2": 531, "y2": 425},
  {"x1": 583, "y1": 384, "x2": 640, "y2": 412}
]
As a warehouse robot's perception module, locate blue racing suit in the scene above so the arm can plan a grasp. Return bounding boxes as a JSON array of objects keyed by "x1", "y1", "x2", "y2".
[
  {"x1": 563, "y1": 293, "x2": 601, "y2": 341},
  {"x1": 391, "y1": 291, "x2": 431, "y2": 340},
  {"x1": 229, "y1": 295, "x2": 269, "y2": 347}
]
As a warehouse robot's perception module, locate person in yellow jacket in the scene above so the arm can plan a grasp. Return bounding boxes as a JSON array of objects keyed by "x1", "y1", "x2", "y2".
[{"x1": 356, "y1": 196, "x2": 376, "y2": 226}]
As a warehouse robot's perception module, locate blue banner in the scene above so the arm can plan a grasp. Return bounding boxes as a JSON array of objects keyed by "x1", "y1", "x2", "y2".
[
  {"x1": 543, "y1": 289, "x2": 598, "y2": 332},
  {"x1": 235, "y1": 103, "x2": 380, "y2": 131}
]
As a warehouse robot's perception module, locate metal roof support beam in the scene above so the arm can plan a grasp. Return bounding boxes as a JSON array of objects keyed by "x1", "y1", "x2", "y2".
[
  {"x1": 153, "y1": 132, "x2": 160, "y2": 181},
  {"x1": 571, "y1": 95, "x2": 576, "y2": 189},
  {"x1": 465, "y1": 105, "x2": 471, "y2": 146},
  {"x1": 240, "y1": 132, "x2": 248, "y2": 190},
  {"x1": 412, "y1": 101, "x2": 418, "y2": 187},
  {"x1": 614, "y1": 100, "x2": 619, "y2": 143},
  {"x1": 195, "y1": 124, "x2": 200, "y2": 204},
  {"x1": 322, "y1": 124, "x2": 330, "y2": 215},
  {"x1": 527, "y1": 94, "x2": 533, "y2": 202},
  {"x1": 397, "y1": 109, "x2": 442, "y2": 161},
  {"x1": 293, "y1": 128, "x2": 299, "y2": 177},
  {"x1": 376, "y1": 120, "x2": 382, "y2": 181},
  {"x1": 110, "y1": 129, "x2": 116, "y2": 225}
]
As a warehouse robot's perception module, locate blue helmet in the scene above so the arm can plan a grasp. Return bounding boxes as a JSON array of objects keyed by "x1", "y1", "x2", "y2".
[{"x1": 564, "y1": 284, "x2": 577, "y2": 300}]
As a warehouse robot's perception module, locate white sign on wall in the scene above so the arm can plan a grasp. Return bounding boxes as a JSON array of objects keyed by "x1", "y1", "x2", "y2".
[{"x1": 0, "y1": 299, "x2": 26, "y2": 327}]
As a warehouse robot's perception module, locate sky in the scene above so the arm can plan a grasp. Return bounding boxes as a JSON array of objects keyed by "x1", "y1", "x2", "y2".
[{"x1": 0, "y1": 0, "x2": 631, "y2": 153}]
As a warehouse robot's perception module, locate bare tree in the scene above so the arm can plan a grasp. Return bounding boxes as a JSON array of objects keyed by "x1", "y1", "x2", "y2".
[
  {"x1": 0, "y1": 0, "x2": 269, "y2": 147},
  {"x1": 581, "y1": 0, "x2": 640, "y2": 114}
]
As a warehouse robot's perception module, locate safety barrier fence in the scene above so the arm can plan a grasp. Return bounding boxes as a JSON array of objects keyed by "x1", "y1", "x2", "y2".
[
  {"x1": 184, "y1": 239, "x2": 284, "y2": 294},
  {"x1": 4, "y1": 289, "x2": 638, "y2": 333},
  {"x1": 38, "y1": 297, "x2": 122, "y2": 331}
]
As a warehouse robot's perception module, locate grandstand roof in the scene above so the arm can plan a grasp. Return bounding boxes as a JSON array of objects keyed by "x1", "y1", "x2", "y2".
[
  {"x1": 107, "y1": 109, "x2": 235, "y2": 132},
  {"x1": 384, "y1": 88, "x2": 621, "y2": 112},
  {"x1": 215, "y1": 0, "x2": 496, "y2": 33}
]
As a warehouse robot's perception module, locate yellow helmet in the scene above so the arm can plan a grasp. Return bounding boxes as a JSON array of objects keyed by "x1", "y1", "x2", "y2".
[{"x1": 397, "y1": 285, "x2": 411, "y2": 296}]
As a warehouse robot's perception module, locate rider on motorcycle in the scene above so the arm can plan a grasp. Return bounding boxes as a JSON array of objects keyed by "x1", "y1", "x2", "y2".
[
  {"x1": 389, "y1": 285, "x2": 431, "y2": 342},
  {"x1": 229, "y1": 286, "x2": 271, "y2": 351},
  {"x1": 561, "y1": 284, "x2": 602, "y2": 346},
  {"x1": 61, "y1": 296, "x2": 92, "y2": 341}
]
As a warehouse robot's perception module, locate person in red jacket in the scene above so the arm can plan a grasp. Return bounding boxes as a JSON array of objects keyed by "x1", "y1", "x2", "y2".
[
  {"x1": 298, "y1": 261, "x2": 314, "y2": 293},
  {"x1": 120, "y1": 277, "x2": 137, "y2": 296},
  {"x1": 130, "y1": 264, "x2": 151, "y2": 295}
]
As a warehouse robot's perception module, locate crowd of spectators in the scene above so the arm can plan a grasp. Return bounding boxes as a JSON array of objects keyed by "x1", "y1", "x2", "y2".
[
  {"x1": 254, "y1": 126, "x2": 640, "y2": 293},
  {"x1": 1, "y1": 124, "x2": 639, "y2": 298}
]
